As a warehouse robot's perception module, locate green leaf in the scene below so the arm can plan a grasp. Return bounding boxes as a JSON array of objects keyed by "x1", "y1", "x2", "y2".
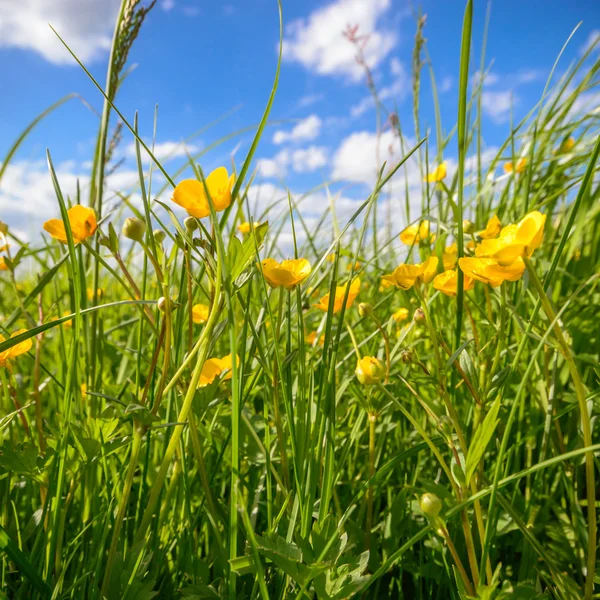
[
  {"x1": 231, "y1": 221, "x2": 268, "y2": 281},
  {"x1": 465, "y1": 397, "x2": 501, "y2": 486}
]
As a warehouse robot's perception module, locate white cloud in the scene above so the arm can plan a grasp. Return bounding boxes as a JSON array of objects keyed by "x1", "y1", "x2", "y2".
[
  {"x1": 161, "y1": 0, "x2": 175, "y2": 11},
  {"x1": 0, "y1": 0, "x2": 121, "y2": 65},
  {"x1": 282, "y1": 0, "x2": 397, "y2": 81},
  {"x1": 290, "y1": 146, "x2": 328, "y2": 173},
  {"x1": 471, "y1": 70, "x2": 499, "y2": 88},
  {"x1": 580, "y1": 29, "x2": 600, "y2": 55},
  {"x1": 297, "y1": 93, "x2": 325, "y2": 109},
  {"x1": 273, "y1": 115, "x2": 322, "y2": 145},
  {"x1": 124, "y1": 140, "x2": 200, "y2": 164},
  {"x1": 257, "y1": 150, "x2": 289, "y2": 178},
  {"x1": 481, "y1": 90, "x2": 517, "y2": 123},
  {"x1": 440, "y1": 76, "x2": 453, "y2": 93}
]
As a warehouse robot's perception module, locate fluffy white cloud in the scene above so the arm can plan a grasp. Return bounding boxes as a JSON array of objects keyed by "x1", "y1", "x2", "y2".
[
  {"x1": 282, "y1": 0, "x2": 397, "y2": 81},
  {"x1": 481, "y1": 90, "x2": 517, "y2": 123},
  {"x1": 257, "y1": 146, "x2": 328, "y2": 177},
  {"x1": 161, "y1": 0, "x2": 175, "y2": 11},
  {"x1": 257, "y1": 150, "x2": 289, "y2": 178},
  {"x1": 580, "y1": 29, "x2": 600, "y2": 55},
  {"x1": 273, "y1": 115, "x2": 322, "y2": 145},
  {"x1": 124, "y1": 140, "x2": 201, "y2": 164},
  {"x1": 0, "y1": 0, "x2": 121, "y2": 65}
]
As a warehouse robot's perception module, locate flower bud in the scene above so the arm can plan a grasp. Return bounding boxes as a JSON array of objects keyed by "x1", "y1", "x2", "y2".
[
  {"x1": 157, "y1": 296, "x2": 170, "y2": 313},
  {"x1": 122, "y1": 217, "x2": 146, "y2": 243},
  {"x1": 153, "y1": 229, "x2": 166, "y2": 243},
  {"x1": 420, "y1": 493, "x2": 442, "y2": 518},
  {"x1": 413, "y1": 308, "x2": 425, "y2": 323},
  {"x1": 358, "y1": 302, "x2": 374, "y2": 318},
  {"x1": 463, "y1": 219, "x2": 475, "y2": 235},
  {"x1": 355, "y1": 356, "x2": 385, "y2": 385},
  {"x1": 184, "y1": 217, "x2": 198, "y2": 233}
]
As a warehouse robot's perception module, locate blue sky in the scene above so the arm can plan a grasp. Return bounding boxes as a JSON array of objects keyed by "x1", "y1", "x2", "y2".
[{"x1": 0, "y1": 0, "x2": 598, "y2": 245}]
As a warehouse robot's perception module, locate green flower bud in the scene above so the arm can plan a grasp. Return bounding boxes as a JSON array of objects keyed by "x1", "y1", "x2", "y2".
[
  {"x1": 358, "y1": 302, "x2": 374, "y2": 318},
  {"x1": 413, "y1": 308, "x2": 425, "y2": 323},
  {"x1": 153, "y1": 229, "x2": 166, "y2": 243},
  {"x1": 463, "y1": 220, "x2": 475, "y2": 235},
  {"x1": 184, "y1": 217, "x2": 198, "y2": 233},
  {"x1": 122, "y1": 217, "x2": 146, "y2": 243},
  {"x1": 420, "y1": 493, "x2": 442, "y2": 518}
]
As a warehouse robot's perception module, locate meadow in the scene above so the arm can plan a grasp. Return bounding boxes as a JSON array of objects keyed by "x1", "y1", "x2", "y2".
[{"x1": 1, "y1": 1, "x2": 599, "y2": 598}]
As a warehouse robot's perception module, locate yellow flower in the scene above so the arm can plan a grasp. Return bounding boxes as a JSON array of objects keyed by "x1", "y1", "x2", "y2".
[
  {"x1": 261, "y1": 258, "x2": 311, "y2": 290},
  {"x1": 347, "y1": 261, "x2": 362, "y2": 271},
  {"x1": 400, "y1": 221, "x2": 434, "y2": 246},
  {"x1": 192, "y1": 303, "x2": 210, "y2": 324},
  {"x1": 381, "y1": 257, "x2": 438, "y2": 290},
  {"x1": 306, "y1": 331, "x2": 324, "y2": 346},
  {"x1": 458, "y1": 257, "x2": 525, "y2": 287},
  {"x1": 559, "y1": 137, "x2": 575, "y2": 153},
  {"x1": 198, "y1": 354, "x2": 239, "y2": 387},
  {"x1": 504, "y1": 157, "x2": 527, "y2": 174},
  {"x1": 43, "y1": 205, "x2": 97, "y2": 244},
  {"x1": 425, "y1": 162, "x2": 447, "y2": 183},
  {"x1": 87, "y1": 288, "x2": 104, "y2": 301},
  {"x1": 466, "y1": 240, "x2": 476, "y2": 251},
  {"x1": 0, "y1": 330, "x2": 32, "y2": 368},
  {"x1": 171, "y1": 167, "x2": 235, "y2": 219},
  {"x1": 0, "y1": 257, "x2": 7, "y2": 271},
  {"x1": 477, "y1": 215, "x2": 502, "y2": 239},
  {"x1": 392, "y1": 307, "x2": 409, "y2": 323},
  {"x1": 442, "y1": 243, "x2": 458, "y2": 270},
  {"x1": 326, "y1": 253, "x2": 336, "y2": 263},
  {"x1": 314, "y1": 278, "x2": 361, "y2": 313},
  {"x1": 433, "y1": 269, "x2": 475, "y2": 297},
  {"x1": 238, "y1": 221, "x2": 260, "y2": 234},
  {"x1": 476, "y1": 211, "x2": 546, "y2": 266},
  {"x1": 355, "y1": 356, "x2": 385, "y2": 385},
  {"x1": 81, "y1": 382, "x2": 87, "y2": 397}
]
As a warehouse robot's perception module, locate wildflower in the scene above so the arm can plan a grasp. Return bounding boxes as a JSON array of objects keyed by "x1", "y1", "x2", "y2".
[
  {"x1": 238, "y1": 221, "x2": 260, "y2": 234},
  {"x1": 355, "y1": 356, "x2": 385, "y2": 385},
  {"x1": 0, "y1": 330, "x2": 32, "y2": 368},
  {"x1": 87, "y1": 288, "x2": 104, "y2": 301},
  {"x1": 433, "y1": 269, "x2": 475, "y2": 297},
  {"x1": 261, "y1": 258, "x2": 312, "y2": 290},
  {"x1": 184, "y1": 217, "x2": 198, "y2": 233},
  {"x1": 43, "y1": 205, "x2": 97, "y2": 244},
  {"x1": 171, "y1": 167, "x2": 235, "y2": 219},
  {"x1": 504, "y1": 157, "x2": 527, "y2": 174},
  {"x1": 81, "y1": 382, "x2": 87, "y2": 397},
  {"x1": 198, "y1": 354, "x2": 239, "y2": 387},
  {"x1": 413, "y1": 308, "x2": 426, "y2": 323},
  {"x1": 306, "y1": 331, "x2": 324, "y2": 346},
  {"x1": 0, "y1": 257, "x2": 7, "y2": 271},
  {"x1": 400, "y1": 221, "x2": 434, "y2": 246},
  {"x1": 347, "y1": 261, "x2": 362, "y2": 271},
  {"x1": 458, "y1": 257, "x2": 525, "y2": 287},
  {"x1": 381, "y1": 257, "x2": 438, "y2": 291},
  {"x1": 192, "y1": 303, "x2": 209, "y2": 324},
  {"x1": 153, "y1": 229, "x2": 167, "y2": 243},
  {"x1": 425, "y1": 162, "x2": 447, "y2": 183},
  {"x1": 466, "y1": 240, "x2": 476, "y2": 251},
  {"x1": 358, "y1": 302, "x2": 373, "y2": 317},
  {"x1": 476, "y1": 211, "x2": 546, "y2": 265},
  {"x1": 122, "y1": 217, "x2": 146, "y2": 243},
  {"x1": 463, "y1": 220, "x2": 475, "y2": 235},
  {"x1": 326, "y1": 253, "x2": 336, "y2": 263},
  {"x1": 477, "y1": 215, "x2": 502, "y2": 239},
  {"x1": 559, "y1": 137, "x2": 575, "y2": 153},
  {"x1": 442, "y1": 243, "x2": 458, "y2": 270},
  {"x1": 392, "y1": 307, "x2": 409, "y2": 323},
  {"x1": 314, "y1": 278, "x2": 360, "y2": 313}
]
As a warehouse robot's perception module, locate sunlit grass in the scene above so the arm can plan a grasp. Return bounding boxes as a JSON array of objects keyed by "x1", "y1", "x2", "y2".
[{"x1": 0, "y1": 2, "x2": 599, "y2": 599}]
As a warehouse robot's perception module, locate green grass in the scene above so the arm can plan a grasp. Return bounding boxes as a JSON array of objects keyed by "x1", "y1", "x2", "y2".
[{"x1": 1, "y1": 2, "x2": 599, "y2": 599}]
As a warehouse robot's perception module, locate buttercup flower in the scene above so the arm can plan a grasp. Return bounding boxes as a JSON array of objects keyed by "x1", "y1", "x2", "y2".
[
  {"x1": 381, "y1": 257, "x2": 438, "y2": 291},
  {"x1": 43, "y1": 205, "x2": 97, "y2": 244},
  {"x1": 433, "y1": 269, "x2": 475, "y2": 297},
  {"x1": 306, "y1": 331, "x2": 324, "y2": 346},
  {"x1": 238, "y1": 221, "x2": 257, "y2": 234},
  {"x1": 87, "y1": 288, "x2": 104, "y2": 301},
  {"x1": 442, "y1": 243, "x2": 458, "y2": 270},
  {"x1": 0, "y1": 330, "x2": 32, "y2": 368},
  {"x1": 476, "y1": 211, "x2": 546, "y2": 265},
  {"x1": 0, "y1": 257, "x2": 7, "y2": 271},
  {"x1": 400, "y1": 221, "x2": 434, "y2": 246},
  {"x1": 261, "y1": 258, "x2": 312, "y2": 290},
  {"x1": 392, "y1": 307, "x2": 409, "y2": 323},
  {"x1": 314, "y1": 278, "x2": 361, "y2": 313},
  {"x1": 477, "y1": 215, "x2": 502, "y2": 239},
  {"x1": 172, "y1": 167, "x2": 235, "y2": 219},
  {"x1": 192, "y1": 303, "x2": 209, "y2": 324},
  {"x1": 559, "y1": 137, "x2": 575, "y2": 153},
  {"x1": 425, "y1": 162, "x2": 447, "y2": 183},
  {"x1": 459, "y1": 257, "x2": 525, "y2": 287},
  {"x1": 355, "y1": 356, "x2": 385, "y2": 385},
  {"x1": 504, "y1": 157, "x2": 527, "y2": 174},
  {"x1": 198, "y1": 354, "x2": 239, "y2": 387}
]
